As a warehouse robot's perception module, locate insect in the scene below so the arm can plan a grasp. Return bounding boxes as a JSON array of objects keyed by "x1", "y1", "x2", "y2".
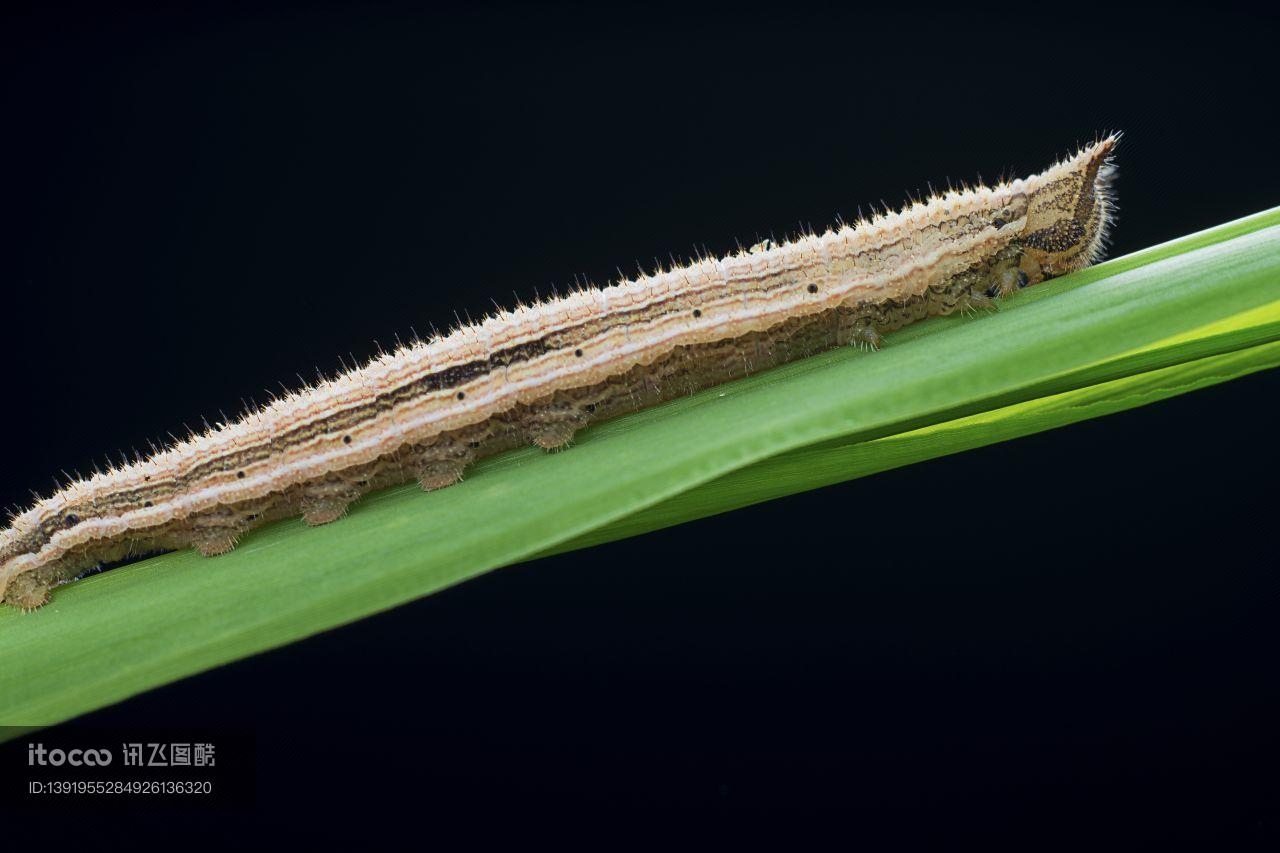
[{"x1": 0, "y1": 136, "x2": 1118, "y2": 610}]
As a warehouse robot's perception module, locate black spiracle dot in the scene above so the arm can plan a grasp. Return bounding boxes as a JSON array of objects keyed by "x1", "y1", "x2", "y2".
[
  {"x1": 807, "y1": 284, "x2": 819, "y2": 294},
  {"x1": 236, "y1": 471, "x2": 245, "y2": 479},
  {"x1": 993, "y1": 217, "x2": 1006, "y2": 228},
  {"x1": 343, "y1": 435, "x2": 352, "y2": 444},
  {"x1": 1017, "y1": 270, "x2": 1030, "y2": 288},
  {"x1": 64, "y1": 514, "x2": 80, "y2": 527},
  {"x1": 692, "y1": 309, "x2": 702, "y2": 318},
  {"x1": 143, "y1": 501, "x2": 153, "y2": 508},
  {"x1": 585, "y1": 404, "x2": 597, "y2": 413},
  {"x1": 456, "y1": 391, "x2": 466, "y2": 400},
  {"x1": 574, "y1": 349, "x2": 584, "y2": 358},
  {"x1": 468, "y1": 441, "x2": 481, "y2": 449},
  {"x1": 985, "y1": 285, "x2": 999, "y2": 298}
]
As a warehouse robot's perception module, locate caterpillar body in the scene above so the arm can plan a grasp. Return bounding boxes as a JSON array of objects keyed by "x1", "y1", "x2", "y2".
[{"x1": 1, "y1": 137, "x2": 1118, "y2": 609}]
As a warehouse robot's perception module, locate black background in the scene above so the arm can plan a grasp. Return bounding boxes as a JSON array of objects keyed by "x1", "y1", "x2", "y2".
[{"x1": 2, "y1": 0, "x2": 1278, "y2": 838}]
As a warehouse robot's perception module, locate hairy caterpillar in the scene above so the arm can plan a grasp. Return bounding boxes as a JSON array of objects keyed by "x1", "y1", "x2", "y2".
[{"x1": 1, "y1": 137, "x2": 1118, "y2": 609}]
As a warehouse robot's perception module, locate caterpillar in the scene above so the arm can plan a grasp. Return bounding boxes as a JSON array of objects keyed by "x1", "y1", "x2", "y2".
[{"x1": 1, "y1": 136, "x2": 1118, "y2": 610}]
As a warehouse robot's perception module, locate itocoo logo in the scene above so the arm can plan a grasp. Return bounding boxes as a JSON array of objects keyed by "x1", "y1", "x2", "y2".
[{"x1": 28, "y1": 743, "x2": 113, "y2": 766}]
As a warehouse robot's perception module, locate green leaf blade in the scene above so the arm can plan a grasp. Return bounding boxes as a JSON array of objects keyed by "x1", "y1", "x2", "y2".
[{"x1": 2, "y1": 208, "x2": 1278, "y2": 730}]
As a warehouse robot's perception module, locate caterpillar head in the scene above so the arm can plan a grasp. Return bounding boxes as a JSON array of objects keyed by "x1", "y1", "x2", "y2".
[{"x1": 1015, "y1": 135, "x2": 1119, "y2": 284}]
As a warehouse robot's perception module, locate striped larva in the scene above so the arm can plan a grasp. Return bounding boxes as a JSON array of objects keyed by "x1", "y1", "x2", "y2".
[{"x1": 0, "y1": 136, "x2": 1118, "y2": 609}]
